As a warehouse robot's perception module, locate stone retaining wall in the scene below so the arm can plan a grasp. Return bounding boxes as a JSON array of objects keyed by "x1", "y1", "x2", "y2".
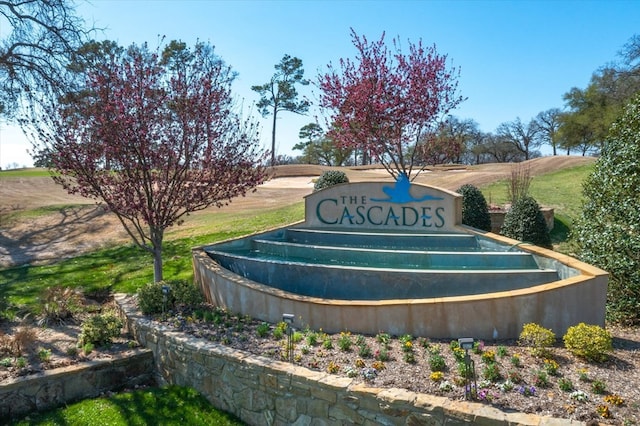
[
  {"x1": 0, "y1": 349, "x2": 154, "y2": 420},
  {"x1": 115, "y1": 294, "x2": 580, "y2": 426}
]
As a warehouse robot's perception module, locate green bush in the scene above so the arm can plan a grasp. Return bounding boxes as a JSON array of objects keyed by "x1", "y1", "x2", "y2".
[
  {"x1": 137, "y1": 281, "x2": 174, "y2": 314},
  {"x1": 563, "y1": 323, "x2": 612, "y2": 362},
  {"x1": 572, "y1": 95, "x2": 640, "y2": 324},
  {"x1": 518, "y1": 323, "x2": 555, "y2": 357},
  {"x1": 457, "y1": 184, "x2": 492, "y2": 231},
  {"x1": 137, "y1": 280, "x2": 202, "y2": 314},
  {"x1": 171, "y1": 280, "x2": 204, "y2": 307},
  {"x1": 78, "y1": 312, "x2": 123, "y2": 347},
  {"x1": 500, "y1": 196, "x2": 552, "y2": 249},
  {"x1": 313, "y1": 170, "x2": 349, "y2": 192}
]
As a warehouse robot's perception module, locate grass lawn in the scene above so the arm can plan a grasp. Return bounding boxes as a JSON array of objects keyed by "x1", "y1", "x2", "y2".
[{"x1": 9, "y1": 385, "x2": 245, "y2": 426}]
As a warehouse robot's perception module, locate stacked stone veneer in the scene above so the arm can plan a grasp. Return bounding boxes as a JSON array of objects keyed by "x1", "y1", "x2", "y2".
[
  {"x1": 0, "y1": 349, "x2": 154, "y2": 420},
  {"x1": 115, "y1": 294, "x2": 580, "y2": 425}
]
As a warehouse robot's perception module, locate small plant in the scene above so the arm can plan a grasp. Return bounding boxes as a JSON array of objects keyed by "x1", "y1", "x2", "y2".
[
  {"x1": 354, "y1": 358, "x2": 366, "y2": 368},
  {"x1": 374, "y1": 347, "x2": 390, "y2": 362},
  {"x1": 371, "y1": 360, "x2": 385, "y2": 371},
  {"x1": 170, "y1": 280, "x2": 204, "y2": 307},
  {"x1": 578, "y1": 368, "x2": 589, "y2": 382},
  {"x1": 428, "y1": 353, "x2": 446, "y2": 372},
  {"x1": 507, "y1": 369, "x2": 523, "y2": 384},
  {"x1": 403, "y1": 351, "x2": 416, "y2": 364},
  {"x1": 472, "y1": 340, "x2": 484, "y2": 354},
  {"x1": 322, "y1": 336, "x2": 333, "y2": 350},
  {"x1": 481, "y1": 349, "x2": 496, "y2": 364},
  {"x1": 38, "y1": 348, "x2": 52, "y2": 362},
  {"x1": 482, "y1": 363, "x2": 502, "y2": 382},
  {"x1": 401, "y1": 340, "x2": 414, "y2": 353},
  {"x1": 430, "y1": 371, "x2": 444, "y2": 382},
  {"x1": 66, "y1": 346, "x2": 78, "y2": 356},
  {"x1": 16, "y1": 356, "x2": 27, "y2": 368},
  {"x1": 591, "y1": 379, "x2": 607, "y2": 394},
  {"x1": 596, "y1": 404, "x2": 612, "y2": 419},
  {"x1": 496, "y1": 345, "x2": 508, "y2": 357},
  {"x1": 306, "y1": 331, "x2": 319, "y2": 346},
  {"x1": 543, "y1": 358, "x2": 559, "y2": 375},
  {"x1": 313, "y1": 170, "x2": 349, "y2": 192},
  {"x1": 452, "y1": 346, "x2": 466, "y2": 362},
  {"x1": 300, "y1": 345, "x2": 310, "y2": 355},
  {"x1": 12, "y1": 326, "x2": 37, "y2": 356},
  {"x1": 272, "y1": 322, "x2": 286, "y2": 340},
  {"x1": 355, "y1": 335, "x2": 366, "y2": 346},
  {"x1": 518, "y1": 323, "x2": 555, "y2": 358},
  {"x1": 78, "y1": 312, "x2": 123, "y2": 347},
  {"x1": 499, "y1": 379, "x2": 515, "y2": 392},
  {"x1": 292, "y1": 331, "x2": 304, "y2": 344},
  {"x1": 0, "y1": 357, "x2": 12, "y2": 367},
  {"x1": 570, "y1": 390, "x2": 589, "y2": 402},
  {"x1": 325, "y1": 360, "x2": 338, "y2": 374},
  {"x1": 358, "y1": 343, "x2": 372, "y2": 358},
  {"x1": 362, "y1": 367, "x2": 377, "y2": 381},
  {"x1": 376, "y1": 332, "x2": 391, "y2": 347},
  {"x1": 563, "y1": 323, "x2": 612, "y2": 363},
  {"x1": 533, "y1": 370, "x2": 549, "y2": 388},
  {"x1": 256, "y1": 322, "x2": 270, "y2": 338},
  {"x1": 510, "y1": 353, "x2": 522, "y2": 367},
  {"x1": 558, "y1": 377, "x2": 574, "y2": 392},
  {"x1": 344, "y1": 366, "x2": 358, "y2": 378},
  {"x1": 37, "y1": 286, "x2": 84, "y2": 326},
  {"x1": 439, "y1": 381, "x2": 454, "y2": 392},
  {"x1": 518, "y1": 385, "x2": 536, "y2": 397},
  {"x1": 337, "y1": 332, "x2": 352, "y2": 352},
  {"x1": 604, "y1": 394, "x2": 624, "y2": 406}
]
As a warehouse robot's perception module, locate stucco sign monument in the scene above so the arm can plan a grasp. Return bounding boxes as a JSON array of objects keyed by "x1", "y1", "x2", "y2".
[{"x1": 304, "y1": 173, "x2": 463, "y2": 232}]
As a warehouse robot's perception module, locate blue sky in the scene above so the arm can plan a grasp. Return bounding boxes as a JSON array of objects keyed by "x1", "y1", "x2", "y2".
[{"x1": 1, "y1": 0, "x2": 638, "y2": 168}]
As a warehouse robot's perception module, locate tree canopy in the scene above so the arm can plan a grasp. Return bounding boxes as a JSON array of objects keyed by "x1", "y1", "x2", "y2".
[
  {"x1": 0, "y1": 0, "x2": 89, "y2": 118},
  {"x1": 252, "y1": 54, "x2": 309, "y2": 166},
  {"x1": 318, "y1": 29, "x2": 465, "y2": 179},
  {"x1": 27, "y1": 40, "x2": 267, "y2": 282}
]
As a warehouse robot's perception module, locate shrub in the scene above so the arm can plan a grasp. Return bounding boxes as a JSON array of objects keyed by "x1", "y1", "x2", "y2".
[
  {"x1": 501, "y1": 196, "x2": 552, "y2": 249},
  {"x1": 428, "y1": 353, "x2": 446, "y2": 372},
  {"x1": 137, "y1": 281, "x2": 174, "y2": 314},
  {"x1": 518, "y1": 323, "x2": 555, "y2": 357},
  {"x1": 457, "y1": 184, "x2": 491, "y2": 231},
  {"x1": 78, "y1": 312, "x2": 123, "y2": 347},
  {"x1": 37, "y1": 286, "x2": 85, "y2": 326},
  {"x1": 572, "y1": 94, "x2": 640, "y2": 324},
  {"x1": 563, "y1": 323, "x2": 612, "y2": 362},
  {"x1": 313, "y1": 170, "x2": 349, "y2": 192},
  {"x1": 170, "y1": 280, "x2": 204, "y2": 307}
]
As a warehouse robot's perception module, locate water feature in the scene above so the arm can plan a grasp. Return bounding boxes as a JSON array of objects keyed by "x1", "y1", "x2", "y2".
[{"x1": 193, "y1": 177, "x2": 608, "y2": 339}]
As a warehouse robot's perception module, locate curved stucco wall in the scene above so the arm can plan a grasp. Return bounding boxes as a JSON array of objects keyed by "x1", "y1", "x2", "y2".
[{"x1": 192, "y1": 231, "x2": 608, "y2": 340}]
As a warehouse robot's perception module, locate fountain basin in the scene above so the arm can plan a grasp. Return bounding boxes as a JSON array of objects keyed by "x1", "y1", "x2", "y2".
[{"x1": 193, "y1": 180, "x2": 608, "y2": 339}]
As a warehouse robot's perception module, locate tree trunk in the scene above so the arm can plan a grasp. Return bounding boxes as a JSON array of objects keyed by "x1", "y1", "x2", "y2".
[
  {"x1": 271, "y1": 108, "x2": 277, "y2": 166},
  {"x1": 152, "y1": 231, "x2": 164, "y2": 282}
]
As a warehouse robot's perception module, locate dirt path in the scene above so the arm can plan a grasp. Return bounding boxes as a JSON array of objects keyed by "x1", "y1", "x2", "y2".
[{"x1": 0, "y1": 156, "x2": 595, "y2": 268}]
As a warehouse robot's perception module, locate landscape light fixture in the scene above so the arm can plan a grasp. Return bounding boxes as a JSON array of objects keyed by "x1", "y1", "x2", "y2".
[
  {"x1": 458, "y1": 337, "x2": 477, "y2": 400},
  {"x1": 282, "y1": 313, "x2": 295, "y2": 325},
  {"x1": 282, "y1": 313, "x2": 295, "y2": 362},
  {"x1": 458, "y1": 337, "x2": 474, "y2": 351}
]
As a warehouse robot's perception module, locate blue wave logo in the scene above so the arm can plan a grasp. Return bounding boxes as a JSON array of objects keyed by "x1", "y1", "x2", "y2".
[{"x1": 370, "y1": 173, "x2": 443, "y2": 204}]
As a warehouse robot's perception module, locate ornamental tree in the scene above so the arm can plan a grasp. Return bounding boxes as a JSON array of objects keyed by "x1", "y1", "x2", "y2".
[
  {"x1": 27, "y1": 41, "x2": 267, "y2": 282},
  {"x1": 318, "y1": 29, "x2": 465, "y2": 179}
]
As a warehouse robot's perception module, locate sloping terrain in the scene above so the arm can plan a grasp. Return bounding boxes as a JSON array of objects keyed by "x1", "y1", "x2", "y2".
[{"x1": 0, "y1": 156, "x2": 595, "y2": 268}]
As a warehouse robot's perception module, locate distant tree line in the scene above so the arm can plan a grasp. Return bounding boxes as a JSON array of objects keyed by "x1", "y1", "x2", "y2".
[{"x1": 292, "y1": 34, "x2": 640, "y2": 166}]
